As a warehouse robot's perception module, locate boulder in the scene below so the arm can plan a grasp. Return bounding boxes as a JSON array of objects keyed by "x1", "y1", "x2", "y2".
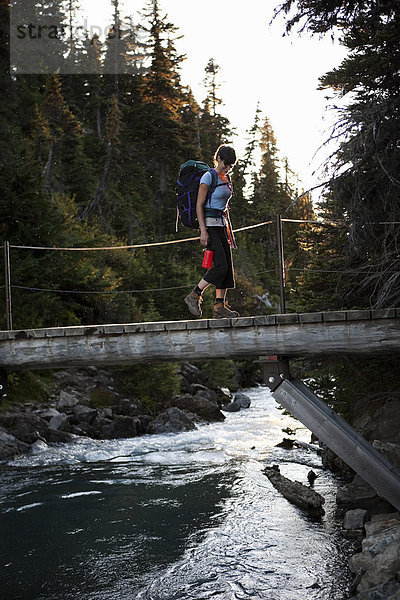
[
  {"x1": 222, "y1": 400, "x2": 241, "y2": 413},
  {"x1": 349, "y1": 516, "x2": 400, "y2": 593},
  {"x1": 321, "y1": 446, "x2": 355, "y2": 481},
  {"x1": 276, "y1": 438, "x2": 295, "y2": 448},
  {"x1": 194, "y1": 388, "x2": 220, "y2": 407},
  {"x1": 337, "y1": 475, "x2": 395, "y2": 512},
  {"x1": 72, "y1": 404, "x2": 98, "y2": 424},
  {"x1": 113, "y1": 398, "x2": 150, "y2": 417},
  {"x1": 372, "y1": 441, "x2": 400, "y2": 470},
  {"x1": 92, "y1": 415, "x2": 140, "y2": 440},
  {"x1": 351, "y1": 580, "x2": 400, "y2": 600},
  {"x1": 263, "y1": 464, "x2": 325, "y2": 517},
  {"x1": 30, "y1": 439, "x2": 48, "y2": 453},
  {"x1": 179, "y1": 363, "x2": 208, "y2": 385},
  {"x1": 147, "y1": 407, "x2": 197, "y2": 434},
  {"x1": 213, "y1": 386, "x2": 233, "y2": 404},
  {"x1": 233, "y1": 392, "x2": 251, "y2": 408},
  {"x1": 169, "y1": 393, "x2": 225, "y2": 423},
  {"x1": 0, "y1": 428, "x2": 30, "y2": 461},
  {"x1": 350, "y1": 396, "x2": 400, "y2": 444},
  {"x1": 222, "y1": 392, "x2": 251, "y2": 412},
  {"x1": 344, "y1": 509, "x2": 368, "y2": 530},
  {"x1": 0, "y1": 412, "x2": 51, "y2": 444},
  {"x1": 45, "y1": 428, "x2": 75, "y2": 443},
  {"x1": 49, "y1": 413, "x2": 70, "y2": 431},
  {"x1": 38, "y1": 408, "x2": 61, "y2": 420},
  {"x1": 57, "y1": 390, "x2": 80, "y2": 410},
  {"x1": 179, "y1": 376, "x2": 194, "y2": 394}
]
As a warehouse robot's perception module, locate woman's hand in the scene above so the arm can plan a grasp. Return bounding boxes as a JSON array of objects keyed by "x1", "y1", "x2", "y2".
[{"x1": 200, "y1": 228, "x2": 209, "y2": 247}]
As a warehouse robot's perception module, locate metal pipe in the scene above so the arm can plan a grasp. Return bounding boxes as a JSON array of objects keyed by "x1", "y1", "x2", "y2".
[
  {"x1": 276, "y1": 215, "x2": 286, "y2": 314},
  {"x1": 4, "y1": 241, "x2": 12, "y2": 330}
]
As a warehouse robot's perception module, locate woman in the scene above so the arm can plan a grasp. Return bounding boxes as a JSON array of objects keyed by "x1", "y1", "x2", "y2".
[{"x1": 184, "y1": 144, "x2": 239, "y2": 319}]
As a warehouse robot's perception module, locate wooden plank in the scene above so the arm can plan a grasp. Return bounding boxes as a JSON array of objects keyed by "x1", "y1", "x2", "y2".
[
  {"x1": 0, "y1": 330, "x2": 14, "y2": 340},
  {"x1": 165, "y1": 321, "x2": 187, "y2": 331},
  {"x1": 64, "y1": 326, "x2": 104, "y2": 337},
  {"x1": 24, "y1": 329, "x2": 47, "y2": 339},
  {"x1": 231, "y1": 317, "x2": 254, "y2": 327},
  {"x1": 346, "y1": 310, "x2": 371, "y2": 321},
  {"x1": 371, "y1": 308, "x2": 396, "y2": 319},
  {"x1": 103, "y1": 325, "x2": 125, "y2": 335},
  {"x1": 209, "y1": 318, "x2": 231, "y2": 328},
  {"x1": 45, "y1": 328, "x2": 66, "y2": 338},
  {"x1": 276, "y1": 314, "x2": 299, "y2": 325},
  {"x1": 186, "y1": 319, "x2": 209, "y2": 330},
  {"x1": 142, "y1": 322, "x2": 166, "y2": 332},
  {"x1": 323, "y1": 311, "x2": 347, "y2": 322},
  {"x1": 299, "y1": 312, "x2": 323, "y2": 324},
  {"x1": 254, "y1": 315, "x2": 276, "y2": 326},
  {"x1": 124, "y1": 323, "x2": 144, "y2": 333}
]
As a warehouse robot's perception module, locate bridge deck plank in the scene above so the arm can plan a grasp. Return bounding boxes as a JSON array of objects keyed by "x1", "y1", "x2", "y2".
[
  {"x1": 346, "y1": 310, "x2": 371, "y2": 320},
  {"x1": 299, "y1": 313, "x2": 323, "y2": 323},
  {"x1": 0, "y1": 310, "x2": 399, "y2": 370}
]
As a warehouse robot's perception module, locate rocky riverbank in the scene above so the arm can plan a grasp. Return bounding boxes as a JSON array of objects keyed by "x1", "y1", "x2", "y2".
[
  {"x1": 0, "y1": 362, "x2": 252, "y2": 462},
  {"x1": 321, "y1": 393, "x2": 400, "y2": 600},
  {"x1": 1, "y1": 365, "x2": 399, "y2": 599},
  {"x1": 268, "y1": 390, "x2": 400, "y2": 599}
]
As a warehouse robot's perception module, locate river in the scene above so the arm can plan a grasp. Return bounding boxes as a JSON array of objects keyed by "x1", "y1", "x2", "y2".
[{"x1": 0, "y1": 386, "x2": 355, "y2": 600}]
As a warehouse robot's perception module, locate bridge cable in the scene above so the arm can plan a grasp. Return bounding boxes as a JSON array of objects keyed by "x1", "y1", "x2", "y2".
[
  {"x1": 10, "y1": 266, "x2": 398, "y2": 296},
  {"x1": 9, "y1": 220, "x2": 274, "y2": 251},
  {"x1": 8, "y1": 218, "x2": 400, "y2": 252}
]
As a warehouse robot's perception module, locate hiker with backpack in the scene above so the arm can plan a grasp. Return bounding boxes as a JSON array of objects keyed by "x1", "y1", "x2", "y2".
[{"x1": 182, "y1": 145, "x2": 240, "y2": 319}]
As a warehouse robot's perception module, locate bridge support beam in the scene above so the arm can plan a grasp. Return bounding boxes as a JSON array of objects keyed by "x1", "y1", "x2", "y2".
[{"x1": 261, "y1": 357, "x2": 400, "y2": 512}]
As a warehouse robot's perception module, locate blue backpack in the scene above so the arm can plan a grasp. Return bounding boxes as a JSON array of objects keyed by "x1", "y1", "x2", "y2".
[{"x1": 176, "y1": 160, "x2": 219, "y2": 229}]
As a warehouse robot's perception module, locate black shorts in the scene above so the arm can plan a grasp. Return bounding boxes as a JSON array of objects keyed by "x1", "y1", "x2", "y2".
[{"x1": 203, "y1": 226, "x2": 235, "y2": 289}]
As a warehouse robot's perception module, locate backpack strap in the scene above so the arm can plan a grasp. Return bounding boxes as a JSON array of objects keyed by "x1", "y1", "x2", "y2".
[{"x1": 205, "y1": 168, "x2": 221, "y2": 208}]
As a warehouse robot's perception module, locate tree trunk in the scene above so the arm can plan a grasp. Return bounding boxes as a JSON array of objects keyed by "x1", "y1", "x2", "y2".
[
  {"x1": 80, "y1": 140, "x2": 112, "y2": 220},
  {"x1": 42, "y1": 138, "x2": 54, "y2": 192}
]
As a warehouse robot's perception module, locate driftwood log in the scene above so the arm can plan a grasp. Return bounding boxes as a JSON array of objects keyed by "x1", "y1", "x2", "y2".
[{"x1": 264, "y1": 464, "x2": 325, "y2": 517}]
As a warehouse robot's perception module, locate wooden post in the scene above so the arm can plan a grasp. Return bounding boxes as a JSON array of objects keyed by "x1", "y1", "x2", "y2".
[
  {"x1": 4, "y1": 241, "x2": 12, "y2": 330},
  {"x1": 276, "y1": 215, "x2": 286, "y2": 314}
]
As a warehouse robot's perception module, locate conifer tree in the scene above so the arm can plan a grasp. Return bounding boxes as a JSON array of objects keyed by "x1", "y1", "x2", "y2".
[{"x1": 274, "y1": 0, "x2": 400, "y2": 308}]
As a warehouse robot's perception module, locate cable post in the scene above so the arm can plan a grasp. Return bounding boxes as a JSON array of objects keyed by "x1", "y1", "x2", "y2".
[
  {"x1": 276, "y1": 215, "x2": 286, "y2": 314},
  {"x1": 4, "y1": 241, "x2": 12, "y2": 330}
]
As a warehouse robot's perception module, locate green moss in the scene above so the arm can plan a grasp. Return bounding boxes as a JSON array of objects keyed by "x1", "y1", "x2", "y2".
[
  {"x1": 89, "y1": 387, "x2": 115, "y2": 408},
  {"x1": 196, "y1": 360, "x2": 239, "y2": 391},
  {"x1": 1, "y1": 371, "x2": 51, "y2": 409},
  {"x1": 109, "y1": 363, "x2": 180, "y2": 408}
]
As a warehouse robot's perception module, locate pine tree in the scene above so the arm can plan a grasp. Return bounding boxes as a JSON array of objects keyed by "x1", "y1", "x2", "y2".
[{"x1": 274, "y1": 0, "x2": 400, "y2": 308}]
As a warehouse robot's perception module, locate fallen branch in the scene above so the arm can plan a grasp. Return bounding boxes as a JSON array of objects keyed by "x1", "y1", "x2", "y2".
[{"x1": 264, "y1": 464, "x2": 325, "y2": 517}]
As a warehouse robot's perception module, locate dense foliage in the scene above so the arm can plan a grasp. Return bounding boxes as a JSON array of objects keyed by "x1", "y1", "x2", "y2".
[
  {"x1": 275, "y1": 0, "x2": 400, "y2": 310},
  {"x1": 274, "y1": 0, "x2": 400, "y2": 407}
]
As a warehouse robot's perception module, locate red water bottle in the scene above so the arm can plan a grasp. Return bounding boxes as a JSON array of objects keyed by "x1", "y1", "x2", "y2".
[{"x1": 202, "y1": 249, "x2": 214, "y2": 268}]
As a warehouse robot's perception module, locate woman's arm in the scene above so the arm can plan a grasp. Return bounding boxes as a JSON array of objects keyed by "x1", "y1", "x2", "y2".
[{"x1": 197, "y1": 182, "x2": 210, "y2": 246}]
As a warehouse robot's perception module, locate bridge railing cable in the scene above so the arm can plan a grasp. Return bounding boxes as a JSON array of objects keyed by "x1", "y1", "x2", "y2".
[
  {"x1": 3, "y1": 215, "x2": 400, "y2": 329},
  {"x1": 8, "y1": 220, "x2": 275, "y2": 252}
]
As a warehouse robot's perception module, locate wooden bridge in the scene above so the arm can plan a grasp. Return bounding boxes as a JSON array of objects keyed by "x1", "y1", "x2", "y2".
[{"x1": 0, "y1": 308, "x2": 399, "y2": 370}]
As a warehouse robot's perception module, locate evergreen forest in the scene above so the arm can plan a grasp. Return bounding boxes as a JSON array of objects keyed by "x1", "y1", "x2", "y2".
[{"x1": 1, "y1": 0, "x2": 399, "y2": 407}]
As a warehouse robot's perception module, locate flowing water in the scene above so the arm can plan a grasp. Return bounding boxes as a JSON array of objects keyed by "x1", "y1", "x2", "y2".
[{"x1": 0, "y1": 387, "x2": 355, "y2": 600}]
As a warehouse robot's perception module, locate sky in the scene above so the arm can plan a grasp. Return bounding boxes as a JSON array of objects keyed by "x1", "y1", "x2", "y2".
[{"x1": 81, "y1": 0, "x2": 348, "y2": 196}]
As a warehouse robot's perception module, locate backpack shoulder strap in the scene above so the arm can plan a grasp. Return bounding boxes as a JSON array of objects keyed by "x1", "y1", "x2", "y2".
[
  {"x1": 209, "y1": 168, "x2": 218, "y2": 193},
  {"x1": 205, "y1": 168, "x2": 218, "y2": 207}
]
